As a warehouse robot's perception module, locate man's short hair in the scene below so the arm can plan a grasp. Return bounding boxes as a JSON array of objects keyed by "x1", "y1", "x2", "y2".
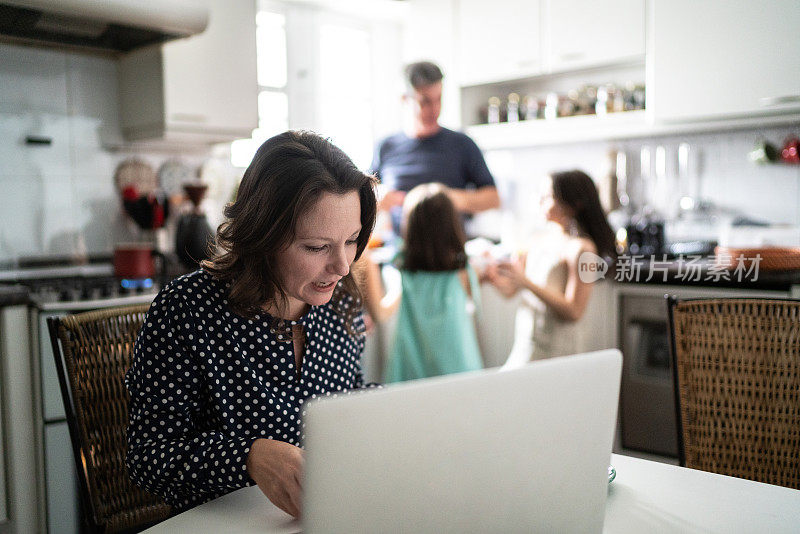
[{"x1": 404, "y1": 61, "x2": 443, "y2": 91}]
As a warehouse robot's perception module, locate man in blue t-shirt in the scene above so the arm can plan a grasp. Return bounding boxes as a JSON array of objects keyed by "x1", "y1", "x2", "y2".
[{"x1": 370, "y1": 61, "x2": 500, "y2": 234}]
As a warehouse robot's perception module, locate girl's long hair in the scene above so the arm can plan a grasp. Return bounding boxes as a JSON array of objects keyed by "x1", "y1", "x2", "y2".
[
  {"x1": 551, "y1": 170, "x2": 616, "y2": 260},
  {"x1": 400, "y1": 183, "x2": 466, "y2": 272}
]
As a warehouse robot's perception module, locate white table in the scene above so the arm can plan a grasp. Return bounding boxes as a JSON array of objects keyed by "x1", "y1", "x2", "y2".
[{"x1": 145, "y1": 454, "x2": 800, "y2": 533}]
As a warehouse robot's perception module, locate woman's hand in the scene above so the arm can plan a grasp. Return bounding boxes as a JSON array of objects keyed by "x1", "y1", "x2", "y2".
[
  {"x1": 246, "y1": 438, "x2": 304, "y2": 518},
  {"x1": 483, "y1": 262, "x2": 518, "y2": 297},
  {"x1": 493, "y1": 259, "x2": 527, "y2": 294}
]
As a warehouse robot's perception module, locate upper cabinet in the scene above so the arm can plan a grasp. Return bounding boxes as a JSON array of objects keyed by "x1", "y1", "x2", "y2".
[
  {"x1": 650, "y1": 0, "x2": 800, "y2": 123},
  {"x1": 457, "y1": 0, "x2": 542, "y2": 86},
  {"x1": 455, "y1": 0, "x2": 645, "y2": 87},
  {"x1": 118, "y1": 0, "x2": 258, "y2": 145},
  {"x1": 545, "y1": 0, "x2": 644, "y2": 72}
]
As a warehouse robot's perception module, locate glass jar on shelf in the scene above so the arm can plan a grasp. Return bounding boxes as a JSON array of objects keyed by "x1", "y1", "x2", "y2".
[
  {"x1": 573, "y1": 84, "x2": 597, "y2": 115},
  {"x1": 522, "y1": 94, "x2": 541, "y2": 120},
  {"x1": 611, "y1": 84, "x2": 625, "y2": 113},
  {"x1": 596, "y1": 85, "x2": 609, "y2": 116},
  {"x1": 487, "y1": 96, "x2": 501, "y2": 124},
  {"x1": 507, "y1": 93, "x2": 520, "y2": 122}
]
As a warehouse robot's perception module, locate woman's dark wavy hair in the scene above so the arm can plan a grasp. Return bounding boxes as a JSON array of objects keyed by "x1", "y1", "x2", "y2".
[
  {"x1": 400, "y1": 183, "x2": 467, "y2": 272},
  {"x1": 551, "y1": 169, "x2": 616, "y2": 261},
  {"x1": 203, "y1": 130, "x2": 377, "y2": 328}
]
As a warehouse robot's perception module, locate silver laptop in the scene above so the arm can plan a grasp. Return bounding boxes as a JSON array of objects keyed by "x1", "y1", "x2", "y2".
[{"x1": 302, "y1": 349, "x2": 622, "y2": 534}]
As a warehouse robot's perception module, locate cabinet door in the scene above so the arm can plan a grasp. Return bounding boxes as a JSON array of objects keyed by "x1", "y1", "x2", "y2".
[
  {"x1": 39, "y1": 312, "x2": 67, "y2": 422},
  {"x1": 45, "y1": 422, "x2": 80, "y2": 534},
  {"x1": 651, "y1": 0, "x2": 800, "y2": 122},
  {"x1": 0, "y1": 361, "x2": 5, "y2": 524},
  {"x1": 546, "y1": 0, "x2": 644, "y2": 71},
  {"x1": 162, "y1": 0, "x2": 258, "y2": 138},
  {"x1": 457, "y1": 0, "x2": 542, "y2": 86}
]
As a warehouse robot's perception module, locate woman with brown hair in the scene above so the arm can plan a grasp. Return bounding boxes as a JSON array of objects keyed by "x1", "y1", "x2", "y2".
[
  {"x1": 363, "y1": 182, "x2": 483, "y2": 382},
  {"x1": 125, "y1": 130, "x2": 377, "y2": 518}
]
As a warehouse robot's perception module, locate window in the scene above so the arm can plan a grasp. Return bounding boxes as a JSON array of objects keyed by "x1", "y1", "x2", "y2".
[
  {"x1": 230, "y1": 10, "x2": 289, "y2": 168},
  {"x1": 317, "y1": 21, "x2": 373, "y2": 169},
  {"x1": 231, "y1": 1, "x2": 403, "y2": 171}
]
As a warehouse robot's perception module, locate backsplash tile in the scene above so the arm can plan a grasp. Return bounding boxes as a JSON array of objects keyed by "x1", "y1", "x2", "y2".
[
  {"x1": 0, "y1": 45, "x2": 68, "y2": 114},
  {"x1": 0, "y1": 43, "x2": 241, "y2": 264},
  {"x1": 0, "y1": 174, "x2": 48, "y2": 258},
  {"x1": 488, "y1": 124, "x2": 800, "y2": 247},
  {"x1": 0, "y1": 112, "x2": 71, "y2": 177}
]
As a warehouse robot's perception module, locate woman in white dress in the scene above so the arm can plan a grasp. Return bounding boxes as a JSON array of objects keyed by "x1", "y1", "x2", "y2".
[{"x1": 487, "y1": 170, "x2": 616, "y2": 364}]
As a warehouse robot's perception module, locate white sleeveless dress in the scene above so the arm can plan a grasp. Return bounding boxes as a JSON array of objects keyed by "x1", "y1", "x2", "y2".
[{"x1": 506, "y1": 231, "x2": 585, "y2": 363}]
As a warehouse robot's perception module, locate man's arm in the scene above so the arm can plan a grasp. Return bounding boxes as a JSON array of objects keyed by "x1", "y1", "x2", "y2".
[{"x1": 446, "y1": 185, "x2": 501, "y2": 214}]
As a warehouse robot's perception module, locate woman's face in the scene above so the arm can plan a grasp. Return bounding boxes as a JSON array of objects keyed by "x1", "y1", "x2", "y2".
[
  {"x1": 540, "y1": 180, "x2": 573, "y2": 226},
  {"x1": 274, "y1": 191, "x2": 362, "y2": 320}
]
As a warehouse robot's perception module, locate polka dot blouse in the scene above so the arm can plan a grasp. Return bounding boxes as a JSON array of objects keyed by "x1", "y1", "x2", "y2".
[{"x1": 125, "y1": 269, "x2": 369, "y2": 510}]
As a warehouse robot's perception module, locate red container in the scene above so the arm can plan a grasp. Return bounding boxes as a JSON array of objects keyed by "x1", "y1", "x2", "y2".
[{"x1": 113, "y1": 244, "x2": 157, "y2": 279}]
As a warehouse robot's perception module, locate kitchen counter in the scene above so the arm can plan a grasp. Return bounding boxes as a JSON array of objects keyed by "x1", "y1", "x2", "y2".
[{"x1": 0, "y1": 284, "x2": 29, "y2": 306}]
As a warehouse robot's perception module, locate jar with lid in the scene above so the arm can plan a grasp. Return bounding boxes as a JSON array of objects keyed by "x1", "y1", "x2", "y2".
[
  {"x1": 487, "y1": 96, "x2": 501, "y2": 124},
  {"x1": 544, "y1": 92, "x2": 559, "y2": 120},
  {"x1": 506, "y1": 93, "x2": 520, "y2": 122},
  {"x1": 611, "y1": 85, "x2": 625, "y2": 113},
  {"x1": 596, "y1": 86, "x2": 609, "y2": 116},
  {"x1": 573, "y1": 84, "x2": 597, "y2": 115},
  {"x1": 523, "y1": 94, "x2": 540, "y2": 120},
  {"x1": 629, "y1": 82, "x2": 646, "y2": 111}
]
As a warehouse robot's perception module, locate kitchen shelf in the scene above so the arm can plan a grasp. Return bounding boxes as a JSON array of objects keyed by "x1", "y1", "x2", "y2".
[
  {"x1": 466, "y1": 110, "x2": 800, "y2": 150},
  {"x1": 467, "y1": 110, "x2": 647, "y2": 149}
]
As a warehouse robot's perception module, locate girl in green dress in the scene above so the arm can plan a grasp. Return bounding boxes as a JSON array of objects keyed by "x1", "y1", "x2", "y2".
[{"x1": 363, "y1": 182, "x2": 484, "y2": 382}]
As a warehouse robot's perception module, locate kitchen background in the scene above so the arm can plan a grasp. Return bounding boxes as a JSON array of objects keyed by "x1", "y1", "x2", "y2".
[
  {"x1": 1, "y1": 0, "x2": 799, "y2": 533},
  {"x1": 1, "y1": 1, "x2": 799, "y2": 266}
]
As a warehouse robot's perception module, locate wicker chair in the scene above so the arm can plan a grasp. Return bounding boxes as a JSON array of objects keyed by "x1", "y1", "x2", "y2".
[
  {"x1": 667, "y1": 297, "x2": 800, "y2": 489},
  {"x1": 47, "y1": 304, "x2": 172, "y2": 533}
]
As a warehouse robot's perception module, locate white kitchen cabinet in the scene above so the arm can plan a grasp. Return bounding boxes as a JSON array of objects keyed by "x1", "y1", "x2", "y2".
[
  {"x1": 545, "y1": 0, "x2": 645, "y2": 72},
  {"x1": 118, "y1": 0, "x2": 258, "y2": 144},
  {"x1": 457, "y1": 0, "x2": 542, "y2": 86},
  {"x1": 0, "y1": 44, "x2": 68, "y2": 115},
  {"x1": 45, "y1": 422, "x2": 80, "y2": 534},
  {"x1": 0, "y1": 344, "x2": 5, "y2": 526},
  {"x1": 650, "y1": 0, "x2": 800, "y2": 123}
]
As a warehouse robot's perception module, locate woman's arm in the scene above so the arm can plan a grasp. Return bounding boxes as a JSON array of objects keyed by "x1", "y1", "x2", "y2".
[
  {"x1": 125, "y1": 291, "x2": 289, "y2": 509},
  {"x1": 445, "y1": 185, "x2": 501, "y2": 214},
  {"x1": 359, "y1": 251, "x2": 400, "y2": 322},
  {"x1": 495, "y1": 240, "x2": 595, "y2": 322}
]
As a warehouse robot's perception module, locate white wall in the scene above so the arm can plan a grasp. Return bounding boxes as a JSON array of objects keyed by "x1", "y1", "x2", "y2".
[
  {"x1": 0, "y1": 42, "x2": 242, "y2": 265},
  {"x1": 401, "y1": 0, "x2": 461, "y2": 129},
  {"x1": 485, "y1": 125, "x2": 800, "y2": 250}
]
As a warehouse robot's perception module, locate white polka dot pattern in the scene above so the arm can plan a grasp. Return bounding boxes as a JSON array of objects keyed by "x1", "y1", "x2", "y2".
[{"x1": 124, "y1": 269, "x2": 367, "y2": 510}]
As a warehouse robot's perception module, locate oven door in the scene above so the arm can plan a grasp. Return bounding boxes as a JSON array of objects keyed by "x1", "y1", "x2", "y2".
[{"x1": 619, "y1": 294, "x2": 678, "y2": 457}]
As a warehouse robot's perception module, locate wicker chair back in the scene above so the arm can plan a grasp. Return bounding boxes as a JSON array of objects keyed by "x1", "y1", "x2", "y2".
[
  {"x1": 668, "y1": 297, "x2": 800, "y2": 489},
  {"x1": 48, "y1": 304, "x2": 171, "y2": 533}
]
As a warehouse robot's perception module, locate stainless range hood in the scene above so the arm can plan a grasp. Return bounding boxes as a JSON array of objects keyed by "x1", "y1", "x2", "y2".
[{"x1": 0, "y1": 0, "x2": 209, "y2": 53}]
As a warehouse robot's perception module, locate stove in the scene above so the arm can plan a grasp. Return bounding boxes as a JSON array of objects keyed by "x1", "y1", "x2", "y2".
[{"x1": 0, "y1": 263, "x2": 159, "y2": 310}]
